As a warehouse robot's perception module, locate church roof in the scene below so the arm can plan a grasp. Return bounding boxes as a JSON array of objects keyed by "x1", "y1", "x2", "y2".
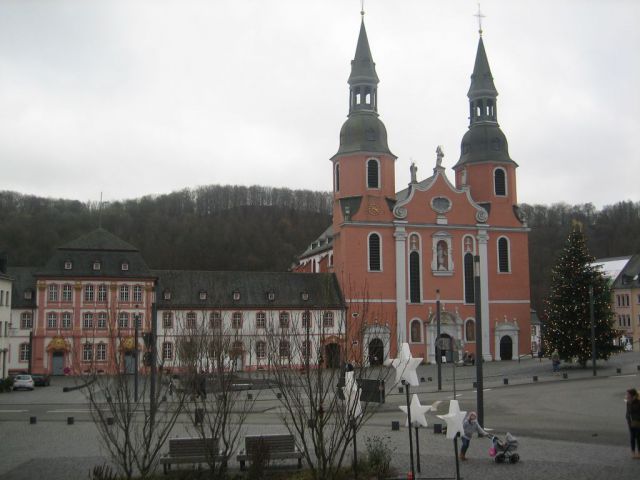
[
  {"x1": 348, "y1": 20, "x2": 379, "y2": 86},
  {"x1": 467, "y1": 37, "x2": 497, "y2": 99},
  {"x1": 58, "y1": 228, "x2": 139, "y2": 252}
]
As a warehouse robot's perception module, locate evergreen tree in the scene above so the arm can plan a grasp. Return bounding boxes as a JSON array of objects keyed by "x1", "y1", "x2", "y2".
[{"x1": 544, "y1": 224, "x2": 620, "y2": 366}]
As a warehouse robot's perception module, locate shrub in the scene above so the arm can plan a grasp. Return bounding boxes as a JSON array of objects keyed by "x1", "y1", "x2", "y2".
[{"x1": 364, "y1": 435, "x2": 396, "y2": 480}]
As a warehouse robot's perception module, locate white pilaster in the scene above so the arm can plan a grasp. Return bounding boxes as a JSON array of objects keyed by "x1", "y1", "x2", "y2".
[
  {"x1": 477, "y1": 229, "x2": 492, "y2": 361},
  {"x1": 394, "y1": 223, "x2": 408, "y2": 344}
]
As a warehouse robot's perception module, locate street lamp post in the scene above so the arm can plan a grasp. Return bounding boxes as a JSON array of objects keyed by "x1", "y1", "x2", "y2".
[
  {"x1": 436, "y1": 289, "x2": 442, "y2": 391},
  {"x1": 474, "y1": 255, "x2": 484, "y2": 427},
  {"x1": 589, "y1": 285, "x2": 596, "y2": 376},
  {"x1": 134, "y1": 314, "x2": 140, "y2": 402}
]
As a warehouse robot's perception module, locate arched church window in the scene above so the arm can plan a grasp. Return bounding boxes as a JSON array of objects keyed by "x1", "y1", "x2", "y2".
[
  {"x1": 465, "y1": 319, "x2": 476, "y2": 342},
  {"x1": 334, "y1": 163, "x2": 340, "y2": 192},
  {"x1": 410, "y1": 319, "x2": 422, "y2": 343},
  {"x1": 494, "y1": 168, "x2": 506, "y2": 196},
  {"x1": 367, "y1": 158, "x2": 380, "y2": 189},
  {"x1": 368, "y1": 233, "x2": 381, "y2": 271},
  {"x1": 498, "y1": 237, "x2": 510, "y2": 273}
]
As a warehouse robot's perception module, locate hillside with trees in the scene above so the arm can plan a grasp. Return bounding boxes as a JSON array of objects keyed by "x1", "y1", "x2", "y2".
[{"x1": 1, "y1": 186, "x2": 639, "y2": 316}]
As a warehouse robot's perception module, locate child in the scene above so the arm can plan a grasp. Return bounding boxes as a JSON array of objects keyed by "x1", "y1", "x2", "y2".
[{"x1": 460, "y1": 411, "x2": 488, "y2": 461}]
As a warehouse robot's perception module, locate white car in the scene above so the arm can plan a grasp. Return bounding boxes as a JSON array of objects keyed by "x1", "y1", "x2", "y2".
[{"x1": 13, "y1": 374, "x2": 35, "y2": 391}]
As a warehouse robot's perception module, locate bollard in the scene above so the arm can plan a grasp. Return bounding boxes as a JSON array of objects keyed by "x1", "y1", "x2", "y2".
[
  {"x1": 503, "y1": 378, "x2": 509, "y2": 385},
  {"x1": 473, "y1": 381, "x2": 478, "y2": 389},
  {"x1": 247, "y1": 393, "x2": 253, "y2": 400},
  {"x1": 420, "y1": 377, "x2": 425, "y2": 383},
  {"x1": 276, "y1": 392, "x2": 282, "y2": 399},
  {"x1": 433, "y1": 423, "x2": 443, "y2": 434},
  {"x1": 107, "y1": 417, "x2": 114, "y2": 426},
  {"x1": 533, "y1": 376, "x2": 538, "y2": 382},
  {"x1": 391, "y1": 421, "x2": 400, "y2": 431},
  {"x1": 399, "y1": 386, "x2": 404, "y2": 394},
  {"x1": 562, "y1": 373, "x2": 568, "y2": 379},
  {"x1": 427, "y1": 376, "x2": 432, "y2": 382},
  {"x1": 194, "y1": 408, "x2": 204, "y2": 425},
  {"x1": 67, "y1": 417, "x2": 74, "y2": 425},
  {"x1": 637, "y1": 365, "x2": 640, "y2": 371},
  {"x1": 30, "y1": 416, "x2": 37, "y2": 424},
  {"x1": 616, "y1": 368, "x2": 621, "y2": 374}
]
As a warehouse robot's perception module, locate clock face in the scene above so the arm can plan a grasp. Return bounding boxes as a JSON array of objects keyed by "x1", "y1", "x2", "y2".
[{"x1": 368, "y1": 204, "x2": 381, "y2": 216}]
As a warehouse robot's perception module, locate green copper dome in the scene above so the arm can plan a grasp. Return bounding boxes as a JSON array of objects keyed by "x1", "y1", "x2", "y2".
[
  {"x1": 335, "y1": 111, "x2": 392, "y2": 157},
  {"x1": 455, "y1": 123, "x2": 516, "y2": 167}
]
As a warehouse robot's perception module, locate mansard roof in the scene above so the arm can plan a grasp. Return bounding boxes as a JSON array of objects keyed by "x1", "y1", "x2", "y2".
[
  {"x1": 298, "y1": 226, "x2": 334, "y2": 259},
  {"x1": 611, "y1": 254, "x2": 640, "y2": 289},
  {"x1": 155, "y1": 270, "x2": 345, "y2": 310},
  {"x1": 7, "y1": 266, "x2": 37, "y2": 308}
]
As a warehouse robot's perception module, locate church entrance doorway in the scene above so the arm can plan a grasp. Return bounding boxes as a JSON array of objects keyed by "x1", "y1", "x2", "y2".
[
  {"x1": 52, "y1": 352, "x2": 64, "y2": 375},
  {"x1": 325, "y1": 343, "x2": 341, "y2": 369},
  {"x1": 500, "y1": 336, "x2": 513, "y2": 360},
  {"x1": 368, "y1": 338, "x2": 384, "y2": 366}
]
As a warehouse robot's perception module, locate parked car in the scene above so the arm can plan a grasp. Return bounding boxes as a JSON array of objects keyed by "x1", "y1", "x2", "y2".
[
  {"x1": 13, "y1": 374, "x2": 35, "y2": 391},
  {"x1": 32, "y1": 374, "x2": 51, "y2": 387}
]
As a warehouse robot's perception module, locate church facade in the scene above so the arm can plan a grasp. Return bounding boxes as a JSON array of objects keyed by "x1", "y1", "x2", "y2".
[{"x1": 296, "y1": 19, "x2": 531, "y2": 363}]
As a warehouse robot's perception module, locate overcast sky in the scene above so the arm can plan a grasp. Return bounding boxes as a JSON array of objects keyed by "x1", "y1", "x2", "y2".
[{"x1": 1, "y1": 0, "x2": 638, "y2": 208}]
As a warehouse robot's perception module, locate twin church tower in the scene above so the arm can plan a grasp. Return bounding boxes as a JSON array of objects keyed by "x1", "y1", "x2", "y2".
[{"x1": 297, "y1": 15, "x2": 531, "y2": 363}]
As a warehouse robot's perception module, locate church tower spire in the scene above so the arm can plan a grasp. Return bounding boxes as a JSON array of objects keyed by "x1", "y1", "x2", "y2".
[{"x1": 348, "y1": 19, "x2": 379, "y2": 115}]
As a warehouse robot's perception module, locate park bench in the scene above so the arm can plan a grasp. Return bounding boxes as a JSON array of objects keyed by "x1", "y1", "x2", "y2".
[
  {"x1": 160, "y1": 437, "x2": 225, "y2": 474},
  {"x1": 237, "y1": 434, "x2": 303, "y2": 471}
]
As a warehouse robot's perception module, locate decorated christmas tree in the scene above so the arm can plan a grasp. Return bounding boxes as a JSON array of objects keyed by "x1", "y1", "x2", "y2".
[{"x1": 544, "y1": 224, "x2": 620, "y2": 366}]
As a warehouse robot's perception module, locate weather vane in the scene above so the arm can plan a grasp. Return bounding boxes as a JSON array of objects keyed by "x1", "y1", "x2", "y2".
[{"x1": 474, "y1": 3, "x2": 485, "y2": 36}]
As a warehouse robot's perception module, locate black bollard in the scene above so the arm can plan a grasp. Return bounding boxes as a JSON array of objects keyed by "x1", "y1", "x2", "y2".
[
  {"x1": 67, "y1": 417, "x2": 74, "y2": 425},
  {"x1": 503, "y1": 378, "x2": 508, "y2": 385},
  {"x1": 533, "y1": 376, "x2": 538, "y2": 382},
  {"x1": 30, "y1": 416, "x2": 37, "y2": 424},
  {"x1": 391, "y1": 421, "x2": 400, "y2": 431}
]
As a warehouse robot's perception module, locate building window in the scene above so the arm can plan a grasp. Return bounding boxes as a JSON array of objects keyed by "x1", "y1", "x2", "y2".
[
  {"x1": 162, "y1": 342, "x2": 173, "y2": 361},
  {"x1": 279, "y1": 340, "x2": 290, "y2": 358},
  {"x1": 279, "y1": 311, "x2": 290, "y2": 329},
  {"x1": 97, "y1": 312, "x2": 107, "y2": 329},
  {"x1": 64, "y1": 261, "x2": 73, "y2": 270},
  {"x1": 163, "y1": 290, "x2": 171, "y2": 301},
  {"x1": 19, "y1": 343, "x2": 30, "y2": 362},
  {"x1": 410, "y1": 319, "x2": 422, "y2": 343},
  {"x1": 96, "y1": 343, "x2": 107, "y2": 362},
  {"x1": 163, "y1": 312, "x2": 173, "y2": 329},
  {"x1": 301, "y1": 292, "x2": 310, "y2": 301},
  {"x1": 118, "y1": 312, "x2": 129, "y2": 329},
  {"x1": 84, "y1": 285, "x2": 95, "y2": 302},
  {"x1": 83, "y1": 344, "x2": 93, "y2": 362},
  {"x1": 302, "y1": 311, "x2": 311, "y2": 329},
  {"x1": 368, "y1": 233, "x2": 381, "y2": 271},
  {"x1": 497, "y1": 237, "x2": 510, "y2": 273},
  {"x1": 48, "y1": 284, "x2": 59, "y2": 302},
  {"x1": 464, "y1": 253, "x2": 475, "y2": 304},
  {"x1": 232, "y1": 312, "x2": 243, "y2": 329},
  {"x1": 62, "y1": 312, "x2": 72, "y2": 329},
  {"x1": 256, "y1": 312, "x2": 266, "y2": 329},
  {"x1": 98, "y1": 284, "x2": 107, "y2": 302},
  {"x1": 302, "y1": 340, "x2": 312, "y2": 360},
  {"x1": 322, "y1": 311, "x2": 334, "y2": 328},
  {"x1": 186, "y1": 312, "x2": 197, "y2": 329},
  {"x1": 47, "y1": 312, "x2": 57, "y2": 329},
  {"x1": 256, "y1": 341, "x2": 267, "y2": 360},
  {"x1": 465, "y1": 319, "x2": 476, "y2": 342},
  {"x1": 20, "y1": 312, "x2": 33, "y2": 329},
  {"x1": 367, "y1": 158, "x2": 380, "y2": 189},
  {"x1": 199, "y1": 290, "x2": 207, "y2": 301},
  {"x1": 409, "y1": 251, "x2": 421, "y2": 303},
  {"x1": 83, "y1": 312, "x2": 93, "y2": 329},
  {"x1": 210, "y1": 312, "x2": 222, "y2": 329},
  {"x1": 494, "y1": 168, "x2": 507, "y2": 196},
  {"x1": 119, "y1": 285, "x2": 130, "y2": 302},
  {"x1": 133, "y1": 285, "x2": 143, "y2": 302},
  {"x1": 134, "y1": 314, "x2": 142, "y2": 328},
  {"x1": 232, "y1": 291, "x2": 241, "y2": 301},
  {"x1": 62, "y1": 284, "x2": 73, "y2": 302},
  {"x1": 266, "y1": 291, "x2": 275, "y2": 301},
  {"x1": 93, "y1": 261, "x2": 101, "y2": 271},
  {"x1": 24, "y1": 289, "x2": 33, "y2": 300},
  {"x1": 121, "y1": 262, "x2": 129, "y2": 271},
  {"x1": 231, "y1": 340, "x2": 244, "y2": 357},
  {"x1": 334, "y1": 163, "x2": 340, "y2": 192}
]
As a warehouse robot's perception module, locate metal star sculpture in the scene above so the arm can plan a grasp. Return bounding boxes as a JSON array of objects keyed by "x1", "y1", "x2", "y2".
[
  {"x1": 343, "y1": 371, "x2": 362, "y2": 419},
  {"x1": 437, "y1": 399, "x2": 467, "y2": 440},
  {"x1": 390, "y1": 343, "x2": 423, "y2": 387},
  {"x1": 399, "y1": 394, "x2": 437, "y2": 427}
]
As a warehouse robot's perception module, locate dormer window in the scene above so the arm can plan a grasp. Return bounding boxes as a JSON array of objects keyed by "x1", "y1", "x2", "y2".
[
  {"x1": 163, "y1": 290, "x2": 171, "y2": 301},
  {"x1": 24, "y1": 290, "x2": 33, "y2": 300},
  {"x1": 121, "y1": 262, "x2": 129, "y2": 271},
  {"x1": 267, "y1": 292, "x2": 275, "y2": 301},
  {"x1": 64, "y1": 261, "x2": 73, "y2": 270},
  {"x1": 199, "y1": 291, "x2": 207, "y2": 300},
  {"x1": 301, "y1": 292, "x2": 309, "y2": 301},
  {"x1": 233, "y1": 291, "x2": 241, "y2": 301},
  {"x1": 93, "y1": 261, "x2": 101, "y2": 271}
]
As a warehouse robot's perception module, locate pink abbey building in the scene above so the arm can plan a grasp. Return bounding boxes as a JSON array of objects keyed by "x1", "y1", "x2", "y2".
[{"x1": 296, "y1": 19, "x2": 532, "y2": 364}]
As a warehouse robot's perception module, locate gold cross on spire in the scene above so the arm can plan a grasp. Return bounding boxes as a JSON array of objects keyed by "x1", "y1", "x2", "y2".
[{"x1": 474, "y1": 3, "x2": 486, "y2": 36}]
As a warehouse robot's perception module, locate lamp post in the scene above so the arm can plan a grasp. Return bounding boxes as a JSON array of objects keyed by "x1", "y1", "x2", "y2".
[
  {"x1": 402, "y1": 380, "x2": 415, "y2": 479},
  {"x1": 589, "y1": 285, "x2": 596, "y2": 376},
  {"x1": 134, "y1": 313, "x2": 140, "y2": 402},
  {"x1": 473, "y1": 255, "x2": 484, "y2": 427},
  {"x1": 436, "y1": 289, "x2": 442, "y2": 391}
]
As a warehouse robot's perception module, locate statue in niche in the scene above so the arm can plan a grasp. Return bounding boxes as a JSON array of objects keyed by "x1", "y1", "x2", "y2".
[
  {"x1": 437, "y1": 240, "x2": 448, "y2": 270},
  {"x1": 410, "y1": 234, "x2": 418, "y2": 251},
  {"x1": 464, "y1": 237, "x2": 473, "y2": 253}
]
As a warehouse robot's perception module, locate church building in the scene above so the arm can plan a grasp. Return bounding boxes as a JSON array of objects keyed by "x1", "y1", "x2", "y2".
[{"x1": 296, "y1": 16, "x2": 531, "y2": 363}]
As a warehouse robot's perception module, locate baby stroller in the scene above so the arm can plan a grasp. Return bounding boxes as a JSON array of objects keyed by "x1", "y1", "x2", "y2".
[{"x1": 488, "y1": 433, "x2": 520, "y2": 463}]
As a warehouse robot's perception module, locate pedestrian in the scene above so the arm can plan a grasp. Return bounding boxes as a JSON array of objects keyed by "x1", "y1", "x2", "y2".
[
  {"x1": 625, "y1": 388, "x2": 640, "y2": 459},
  {"x1": 459, "y1": 411, "x2": 488, "y2": 461},
  {"x1": 551, "y1": 349, "x2": 560, "y2": 373}
]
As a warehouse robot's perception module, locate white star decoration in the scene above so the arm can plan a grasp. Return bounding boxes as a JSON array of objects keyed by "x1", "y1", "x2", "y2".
[
  {"x1": 390, "y1": 343, "x2": 423, "y2": 387},
  {"x1": 437, "y1": 399, "x2": 466, "y2": 440},
  {"x1": 399, "y1": 394, "x2": 435, "y2": 428},
  {"x1": 343, "y1": 371, "x2": 362, "y2": 419}
]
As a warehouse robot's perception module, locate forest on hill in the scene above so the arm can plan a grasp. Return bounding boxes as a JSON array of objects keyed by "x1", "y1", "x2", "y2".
[{"x1": 1, "y1": 185, "x2": 639, "y2": 316}]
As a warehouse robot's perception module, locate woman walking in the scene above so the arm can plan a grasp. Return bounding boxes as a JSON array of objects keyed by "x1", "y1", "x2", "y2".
[
  {"x1": 459, "y1": 411, "x2": 488, "y2": 461},
  {"x1": 626, "y1": 388, "x2": 640, "y2": 459}
]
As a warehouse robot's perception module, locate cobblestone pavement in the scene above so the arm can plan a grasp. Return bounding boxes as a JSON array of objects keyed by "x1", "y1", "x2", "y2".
[{"x1": 1, "y1": 352, "x2": 639, "y2": 479}]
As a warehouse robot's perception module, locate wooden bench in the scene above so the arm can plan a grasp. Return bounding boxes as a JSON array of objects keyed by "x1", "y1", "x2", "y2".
[
  {"x1": 160, "y1": 437, "x2": 225, "y2": 474},
  {"x1": 237, "y1": 434, "x2": 303, "y2": 471}
]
